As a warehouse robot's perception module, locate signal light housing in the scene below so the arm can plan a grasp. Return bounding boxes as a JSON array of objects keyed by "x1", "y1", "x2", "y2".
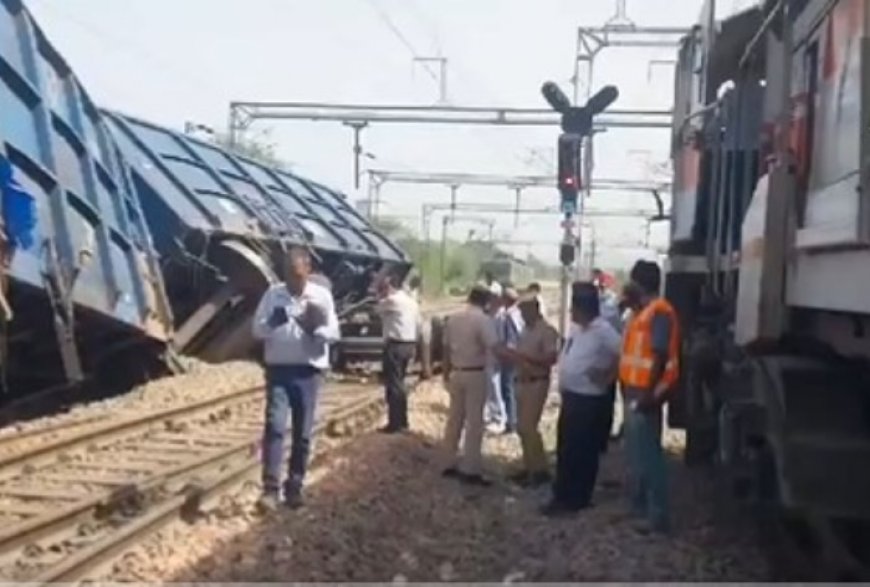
[{"x1": 558, "y1": 133, "x2": 582, "y2": 206}]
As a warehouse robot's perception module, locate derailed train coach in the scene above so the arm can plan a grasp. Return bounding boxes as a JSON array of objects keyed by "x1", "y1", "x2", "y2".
[
  {"x1": 0, "y1": 0, "x2": 420, "y2": 397},
  {"x1": 0, "y1": 0, "x2": 174, "y2": 395},
  {"x1": 667, "y1": 0, "x2": 870, "y2": 569},
  {"x1": 103, "y1": 112, "x2": 414, "y2": 364}
]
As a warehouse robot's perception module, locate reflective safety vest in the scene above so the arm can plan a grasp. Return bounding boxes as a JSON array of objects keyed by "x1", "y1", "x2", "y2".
[{"x1": 619, "y1": 297, "x2": 680, "y2": 390}]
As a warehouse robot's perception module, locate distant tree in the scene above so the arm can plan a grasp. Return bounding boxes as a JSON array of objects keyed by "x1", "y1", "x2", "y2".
[{"x1": 212, "y1": 130, "x2": 292, "y2": 171}]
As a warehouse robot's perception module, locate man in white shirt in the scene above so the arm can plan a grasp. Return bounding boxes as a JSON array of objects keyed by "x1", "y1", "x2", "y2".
[
  {"x1": 375, "y1": 274, "x2": 422, "y2": 433},
  {"x1": 543, "y1": 282, "x2": 621, "y2": 516},
  {"x1": 483, "y1": 271, "x2": 503, "y2": 298},
  {"x1": 252, "y1": 245, "x2": 340, "y2": 511},
  {"x1": 484, "y1": 294, "x2": 507, "y2": 433},
  {"x1": 498, "y1": 288, "x2": 524, "y2": 434},
  {"x1": 592, "y1": 268, "x2": 624, "y2": 453}
]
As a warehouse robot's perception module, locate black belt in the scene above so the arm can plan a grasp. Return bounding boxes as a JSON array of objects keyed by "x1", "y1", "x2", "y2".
[
  {"x1": 453, "y1": 366, "x2": 485, "y2": 372},
  {"x1": 517, "y1": 376, "x2": 549, "y2": 383}
]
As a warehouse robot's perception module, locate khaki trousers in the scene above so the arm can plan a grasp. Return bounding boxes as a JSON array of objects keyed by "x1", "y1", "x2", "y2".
[
  {"x1": 516, "y1": 379, "x2": 550, "y2": 473},
  {"x1": 443, "y1": 370, "x2": 487, "y2": 474}
]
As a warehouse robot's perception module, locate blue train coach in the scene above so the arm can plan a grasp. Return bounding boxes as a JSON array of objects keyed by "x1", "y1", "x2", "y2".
[
  {"x1": 0, "y1": 0, "x2": 174, "y2": 395},
  {"x1": 103, "y1": 112, "x2": 412, "y2": 363}
]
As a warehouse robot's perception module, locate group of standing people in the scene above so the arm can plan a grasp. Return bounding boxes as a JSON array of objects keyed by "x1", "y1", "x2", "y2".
[
  {"x1": 249, "y1": 247, "x2": 679, "y2": 538},
  {"x1": 441, "y1": 261, "x2": 679, "y2": 535}
]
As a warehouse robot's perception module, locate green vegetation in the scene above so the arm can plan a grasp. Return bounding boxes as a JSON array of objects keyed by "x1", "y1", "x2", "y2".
[
  {"x1": 213, "y1": 130, "x2": 292, "y2": 171},
  {"x1": 373, "y1": 218, "x2": 559, "y2": 296}
]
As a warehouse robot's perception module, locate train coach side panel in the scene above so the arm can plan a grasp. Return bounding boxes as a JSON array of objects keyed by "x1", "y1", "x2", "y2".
[
  {"x1": 103, "y1": 111, "x2": 411, "y2": 360},
  {"x1": 105, "y1": 113, "x2": 408, "y2": 266},
  {"x1": 0, "y1": 0, "x2": 172, "y2": 340}
]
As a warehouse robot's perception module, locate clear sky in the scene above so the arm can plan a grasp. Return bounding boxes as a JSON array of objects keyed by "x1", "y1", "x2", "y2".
[{"x1": 25, "y1": 0, "x2": 757, "y2": 270}]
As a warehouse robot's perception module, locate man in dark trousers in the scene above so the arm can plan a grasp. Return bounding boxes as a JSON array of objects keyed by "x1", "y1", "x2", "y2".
[
  {"x1": 375, "y1": 274, "x2": 421, "y2": 433},
  {"x1": 252, "y1": 246, "x2": 340, "y2": 511},
  {"x1": 543, "y1": 282, "x2": 621, "y2": 516}
]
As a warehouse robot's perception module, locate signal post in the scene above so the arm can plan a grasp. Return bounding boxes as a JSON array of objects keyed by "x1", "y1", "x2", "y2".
[{"x1": 540, "y1": 82, "x2": 619, "y2": 338}]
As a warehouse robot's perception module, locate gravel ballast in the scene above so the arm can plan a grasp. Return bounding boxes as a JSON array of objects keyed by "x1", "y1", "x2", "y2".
[{"x1": 97, "y1": 380, "x2": 771, "y2": 583}]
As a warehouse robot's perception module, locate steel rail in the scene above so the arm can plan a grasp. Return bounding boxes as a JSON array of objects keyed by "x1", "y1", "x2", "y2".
[
  {"x1": 0, "y1": 385, "x2": 263, "y2": 482},
  {"x1": 29, "y1": 388, "x2": 388, "y2": 584}
]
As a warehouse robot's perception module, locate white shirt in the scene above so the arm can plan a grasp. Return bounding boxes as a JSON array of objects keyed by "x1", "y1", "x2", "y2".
[
  {"x1": 558, "y1": 317, "x2": 622, "y2": 396},
  {"x1": 599, "y1": 289, "x2": 622, "y2": 333},
  {"x1": 252, "y1": 280, "x2": 340, "y2": 369},
  {"x1": 376, "y1": 289, "x2": 421, "y2": 343},
  {"x1": 500, "y1": 305, "x2": 524, "y2": 348},
  {"x1": 486, "y1": 307, "x2": 505, "y2": 368}
]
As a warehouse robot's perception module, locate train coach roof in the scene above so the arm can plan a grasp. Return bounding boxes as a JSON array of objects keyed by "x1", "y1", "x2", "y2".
[{"x1": 102, "y1": 111, "x2": 408, "y2": 264}]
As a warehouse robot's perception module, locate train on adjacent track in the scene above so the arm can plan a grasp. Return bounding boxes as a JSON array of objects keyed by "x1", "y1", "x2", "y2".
[
  {"x1": 0, "y1": 0, "x2": 438, "y2": 399},
  {"x1": 479, "y1": 254, "x2": 533, "y2": 289},
  {"x1": 666, "y1": 0, "x2": 870, "y2": 578}
]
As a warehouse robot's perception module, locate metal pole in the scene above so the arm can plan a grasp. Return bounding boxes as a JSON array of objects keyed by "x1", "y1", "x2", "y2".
[
  {"x1": 449, "y1": 184, "x2": 459, "y2": 219},
  {"x1": 440, "y1": 216, "x2": 449, "y2": 293},
  {"x1": 559, "y1": 217, "x2": 572, "y2": 340},
  {"x1": 366, "y1": 172, "x2": 376, "y2": 219},
  {"x1": 439, "y1": 58, "x2": 448, "y2": 104},
  {"x1": 344, "y1": 121, "x2": 369, "y2": 191},
  {"x1": 373, "y1": 181, "x2": 382, "y2": 220},
  {"x1": 513, "y1": 187, "x2": 522, "y2": 228}
]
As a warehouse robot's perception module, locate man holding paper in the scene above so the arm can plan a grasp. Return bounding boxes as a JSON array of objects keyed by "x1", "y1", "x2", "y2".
[{"x1": 252, "y1": 245, "x2": 340, "y2": 512}]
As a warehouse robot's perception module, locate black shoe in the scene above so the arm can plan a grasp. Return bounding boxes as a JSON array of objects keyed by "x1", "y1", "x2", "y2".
[
  {"x1": 540, "y1": 500, "x2": 588, "y2": 517},
  {"x1": 508, "y1": 471, "x2": 530, "y2": 486},
  {"x1": 379, "y1": 425, "x2": 401, "y2": 434},
  {"x1": 460, "y1": 474, "x2": 493, "y2": 487},
  {"x1": 441, "y1": 467, "x2": 464, "y2": 479},
  {"x1": 540, "y1": 500, "x2": 572, "y2": 517},
  {"x1": 284, "y1": 491, "x2": 304, "y2": 510}
]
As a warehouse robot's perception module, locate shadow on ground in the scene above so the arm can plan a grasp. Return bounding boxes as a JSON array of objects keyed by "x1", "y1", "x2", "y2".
[{"x1": 165, "y1": 389, "x2": 770, "y2": 582}]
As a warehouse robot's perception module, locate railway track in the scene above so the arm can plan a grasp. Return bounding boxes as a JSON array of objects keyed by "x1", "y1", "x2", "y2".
[
  {"x1": 0, "y1": 300, "x2": 465, "y2": 583},
  {"x1": 0, "y1": 378, "x2": 388, "y2": 583}
]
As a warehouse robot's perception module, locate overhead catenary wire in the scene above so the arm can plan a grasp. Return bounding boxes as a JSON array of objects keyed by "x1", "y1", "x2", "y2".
[{"x1": 364, "y1": 0, "x2": 441, "y2": 83}]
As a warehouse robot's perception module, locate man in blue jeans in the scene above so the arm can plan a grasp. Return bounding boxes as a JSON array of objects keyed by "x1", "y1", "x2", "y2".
[
  {"x1": 499, "y1": 288, "x2": 523, "y2": 434},
  {"x1": 252, "y1": 245, "x2": 340, "y2": 511}
]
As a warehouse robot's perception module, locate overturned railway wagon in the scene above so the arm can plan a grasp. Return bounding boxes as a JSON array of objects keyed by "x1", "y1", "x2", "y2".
[
  {"x1": 0, "y1": 0, "x2": 417, "y2": 396},
  {"x1": 0, "y1": 0, "x2": 173, "y2": 395},
  {"x1": 104, "y1": 112, "x2": 413, "y2": 362}
]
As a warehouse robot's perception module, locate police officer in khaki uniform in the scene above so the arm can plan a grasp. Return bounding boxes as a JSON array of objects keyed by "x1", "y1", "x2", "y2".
[
  {"x1": 502, "y1": 295, "x2": 560, "y2": 486},
  {"x1": 441, "y1": 285, "x2": 500, "y2": 487}
]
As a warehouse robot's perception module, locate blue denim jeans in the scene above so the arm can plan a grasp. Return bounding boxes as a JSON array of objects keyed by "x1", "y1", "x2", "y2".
[
  {"x1": 624, "y1": 405, "x2": 670, "y2": 531},
  {"x1": 261, "y1": 365, "x2": 323, "y2": 497},
  {"x1": 500, "y1": 365, "x2": 517, "y2": 431},
  {"x1": 484, "y1": 363, "x2": 506, "y2": 427}
]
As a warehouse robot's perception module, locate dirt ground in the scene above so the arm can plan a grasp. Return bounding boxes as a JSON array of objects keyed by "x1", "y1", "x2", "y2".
[{"x1": 101, "y1": 380, "x2": 771, "y2": 583}]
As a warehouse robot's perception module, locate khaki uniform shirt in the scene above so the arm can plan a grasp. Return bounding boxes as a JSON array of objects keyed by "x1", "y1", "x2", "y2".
[
  {"x1": 515, "y1": 318, "x2": 560, "y2": 380},
  {"x1": 444, "y1": 305, "x2": 499, "y2": 370}
]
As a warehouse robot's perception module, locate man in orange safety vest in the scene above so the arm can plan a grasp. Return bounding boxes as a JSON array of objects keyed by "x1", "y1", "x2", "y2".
[{"x1": 619, "y1": 260, "x2": 680, "y2": 534}]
